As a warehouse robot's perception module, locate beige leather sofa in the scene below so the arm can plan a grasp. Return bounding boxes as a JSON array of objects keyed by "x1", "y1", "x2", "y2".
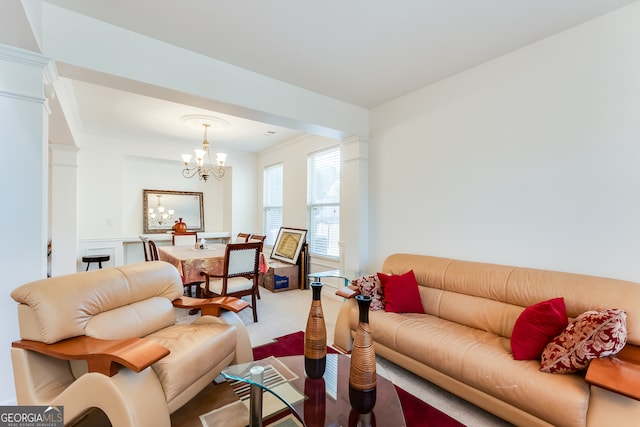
[
  {"x1": 11, "y1": 261, "x2": 253, "y2": 427},
  {"x1": 334, "y1": 254, "x2": 640, "y2": 427}
]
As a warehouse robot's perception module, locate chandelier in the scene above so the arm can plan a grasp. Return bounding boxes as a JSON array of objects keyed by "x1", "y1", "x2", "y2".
[
  {"x1": 148, "y1": 195, "x2": 174, "y2": 226},
  {"x1": 181, "y1": 119, "x2": 227, "y2": 181}
]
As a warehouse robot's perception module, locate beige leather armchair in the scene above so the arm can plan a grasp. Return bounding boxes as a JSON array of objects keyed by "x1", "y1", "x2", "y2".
[{"x1": 10, "y1": 261, "x2": 253, "y2": 427}]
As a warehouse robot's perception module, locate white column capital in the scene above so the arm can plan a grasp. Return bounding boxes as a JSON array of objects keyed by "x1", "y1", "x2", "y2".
[
  {"x1": 50, "y1": 144, "x2": 79, "y2": 167},
  {"x1": 341, "y1": 135, "x2": 369, "y2": 163}
]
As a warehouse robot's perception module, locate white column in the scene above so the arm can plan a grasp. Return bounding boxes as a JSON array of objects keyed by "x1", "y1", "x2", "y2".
[
  {"x1": 340, "y1": 136, "x2": 369, "y2": 273},
  {"x1": 50, "y1": 144, "x2": 79, "y2": 275},
  {"x1": 0, "y1": 44, "x2": 52, "y2": 404}
]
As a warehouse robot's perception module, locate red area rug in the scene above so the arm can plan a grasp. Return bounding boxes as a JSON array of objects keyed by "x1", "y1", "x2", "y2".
[{"x1": 252, "y1": 331, "x2": 465, "y2": 427}]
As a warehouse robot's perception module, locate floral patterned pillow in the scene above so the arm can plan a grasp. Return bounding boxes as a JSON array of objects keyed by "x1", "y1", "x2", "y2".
[
  {"x1": 540, "y1": 308, "x2": 627, "y2": 374},
  {"x1": 350, "y1": 275, "x2": 385, "y2": 310}
]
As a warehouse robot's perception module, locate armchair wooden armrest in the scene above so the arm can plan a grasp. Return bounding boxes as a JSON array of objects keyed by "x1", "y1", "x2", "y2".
[
  {"x1": 586, "y1": 344, "x2": 640, "y2": 401},
  {"x1": 335, "y1": 287, "x2": 360, "y2": 299},
  {"x1": 172, "y1": 296, "x2": 249, "y2": 316},
  {"x1": 200, "y1": 271, "x2": 224, "y2": 279},
  {"x1": 12, "y1": 336, "x2": 169, "y2": 377}
]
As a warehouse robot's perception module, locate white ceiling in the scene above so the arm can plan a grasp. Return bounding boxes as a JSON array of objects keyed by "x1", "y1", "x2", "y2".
[
  {"x1": 62, "y1": 79, "x2": 305, "y2": 152},
  {"x1": 5, "y1": 0, "x2": 639, "y2": 151}
]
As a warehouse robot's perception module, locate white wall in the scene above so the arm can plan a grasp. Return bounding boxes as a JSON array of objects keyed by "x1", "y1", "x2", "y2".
[
  {"x1": 229, "y1": 151, "x2": 259, "y2": 237},
  {"x1": 0, "y1": 45, "x2": 50, "y2": 405},
  {"x1": 76, "y1": 132, "x2": 250, "y2": 239},
  {"x1": 370, "y1": 3, "x2": 640, "y2": 281}
]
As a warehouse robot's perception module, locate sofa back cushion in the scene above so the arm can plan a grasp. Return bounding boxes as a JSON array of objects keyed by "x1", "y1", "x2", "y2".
[
  {"x1": 85, "y1": 297, "x2": 176, "y2": 339},
  {"x1": 382, "y1": 254, "x2": 640, "y2": 345},
  {"x1": 11, "y1": 261, "x2": 183, "y2": 344}
]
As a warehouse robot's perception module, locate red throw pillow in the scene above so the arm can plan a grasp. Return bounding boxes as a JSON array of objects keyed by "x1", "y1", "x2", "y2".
[
  {"x1": 540, "y1": 308, "x2": 627, "y2": 374},
  {"x1": 377, "y1": 270, "x2": 425, "y2": 314},
  {"x1": 511, "y1": 297, "x2": 568, "y2": 360}
]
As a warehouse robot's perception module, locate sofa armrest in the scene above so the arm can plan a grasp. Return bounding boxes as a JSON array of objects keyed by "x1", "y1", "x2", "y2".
[
  {"x1": 172, "y1": 296, "x2": 249, "y2": 316},
  {"x1": 586, "y1": 344, "x2": 640, "y2": 401},
  {"x1": 12, "y1": 336, "x2": 170, "y2": 377}
]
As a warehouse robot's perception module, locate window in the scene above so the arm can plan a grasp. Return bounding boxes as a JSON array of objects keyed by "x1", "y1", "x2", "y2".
[
  {"x1": 307, "y1": 147, "x2": 340, "y2": 258},
  {"x1": 263, "y1": 164, "x2": 283, "y2": 246}
]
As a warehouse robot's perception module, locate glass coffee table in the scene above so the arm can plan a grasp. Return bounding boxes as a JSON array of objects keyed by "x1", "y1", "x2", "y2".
[
  {"x1": 308, "y1": 270, "x2": 367, "y2": 288},
  {"x1": 221, "y1": 353, "x2": 406, "y2": 426}
]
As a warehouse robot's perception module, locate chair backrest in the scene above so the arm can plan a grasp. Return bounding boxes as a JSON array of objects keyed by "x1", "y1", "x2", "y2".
[
  {"x1": 148, "y1": 240, "x2": 160, "y2": 261},
  {"x1": 225, "y1": 242, "x2": 261, "y2": 277},
  {"x1": 236, "y1": 233, "x2": 250, "y2": 243},
  {"x1": 11, "y1": 262, "x2": 183, "y2": 343},
  {"x1": 172, "y1": 232, "x2": 197, "y2": 246},
  {"x1": 139, "y1": 236, "x2": 151, "y2": 262},
  {"x1": 248, "y1": 234, "x2": 266, "y2": 252}
]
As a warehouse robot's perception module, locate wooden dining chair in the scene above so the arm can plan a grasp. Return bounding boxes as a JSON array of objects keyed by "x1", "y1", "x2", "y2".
[
  {"x1": 200, "y1": 242, "x2": 261, "y2": 322},
  {"x1": 236, "y1": 232, "x2": 250, "y2": 243},
  {"x1": 248, "y1": 234, "x2": 266, "y2": 252},
  {"x1": 247, "y1": 234, "x2": 267, "y2": 299},
  {"x1": 139, "y1": 236, "x2": 151, "y2": 262},
  {"x1": 148, "y1": 239, "x2": 160, "y2": 261},
  {"x1": 172, "y1": 231, "x2": 197, "y2": 246}
]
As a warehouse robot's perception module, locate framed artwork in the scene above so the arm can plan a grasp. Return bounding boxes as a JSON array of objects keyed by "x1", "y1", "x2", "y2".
[{"x1": 271, "y1": 227, "x2": 307, "y2": 264}]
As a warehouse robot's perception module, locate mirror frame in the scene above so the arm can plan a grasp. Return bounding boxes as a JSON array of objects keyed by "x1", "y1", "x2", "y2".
[{"x1": 143, "y1": 189, "x2": 205, "y2": 234}]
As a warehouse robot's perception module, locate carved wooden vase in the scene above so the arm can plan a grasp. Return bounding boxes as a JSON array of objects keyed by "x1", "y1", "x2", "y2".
[
  {"x1": 304, "y1": 282, "x2": 327, "y2": 379},
  {"x1": 349, "y1": 295, "x2": 377, "y2": 414}
]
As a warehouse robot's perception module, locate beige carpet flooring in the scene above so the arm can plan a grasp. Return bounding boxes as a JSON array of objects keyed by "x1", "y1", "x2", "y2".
[{"x1": 177, "y1": 284, "x2": 514, "y2": 427}]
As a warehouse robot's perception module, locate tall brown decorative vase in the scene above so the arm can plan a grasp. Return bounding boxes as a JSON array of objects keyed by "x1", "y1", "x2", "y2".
[
  {"x1": 349, "y1": 295, "x2": 377, "y2": 414},
  {"x1": 304, "y1": 282, "x2": 326, "y2": 379}
]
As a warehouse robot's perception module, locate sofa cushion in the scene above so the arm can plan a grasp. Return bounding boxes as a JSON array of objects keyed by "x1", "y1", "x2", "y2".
[
  {"x1": 350, "y1": 275, "x2": 384, "y2": 310},
  {"x1": 540, "y1": 308, "x2": 627, "y2": 374},
  {"x1": 85, "y1": 297, "x2": 176, "y2": 339},
  {"x1": 147, "y1": 322, "x2": 237, "y2": 403},
  {"x1": 360, "y1": 307, "x2": 590, "y2": 427},
  {"x1": 511, "y1": 297, "x2": 568, "y2": 360},
  {"x1": 377, "y1": 270, "x2": 425, "y2": 314}
]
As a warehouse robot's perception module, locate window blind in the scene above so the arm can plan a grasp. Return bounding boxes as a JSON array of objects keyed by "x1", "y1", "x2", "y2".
[
  {"x1": 307, "y1": 147, "x2": 340, "y2": 258},
  {"x1": 263, "y1": 164, "x2": 283, "y2": 246}
]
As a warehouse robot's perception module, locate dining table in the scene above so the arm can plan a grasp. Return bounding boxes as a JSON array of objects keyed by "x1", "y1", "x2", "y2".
[{"x1": 157, "y1": 244, "x2": 227, "y2": 285}]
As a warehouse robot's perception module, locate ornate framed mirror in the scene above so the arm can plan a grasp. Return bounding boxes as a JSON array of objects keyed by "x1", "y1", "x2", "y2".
[{"x1": 143, "y1": 189, "x2": 205, "y2": 234}]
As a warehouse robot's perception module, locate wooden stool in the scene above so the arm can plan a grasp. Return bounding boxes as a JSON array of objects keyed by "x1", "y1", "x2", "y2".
[{"x1": 82, "y1": 255, "x2": 110, "y2": 271}]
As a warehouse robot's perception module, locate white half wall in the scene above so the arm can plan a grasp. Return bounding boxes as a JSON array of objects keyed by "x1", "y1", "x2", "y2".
[{"x1": 370, "y1": 2, "x2": 640, "y2": 281}]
